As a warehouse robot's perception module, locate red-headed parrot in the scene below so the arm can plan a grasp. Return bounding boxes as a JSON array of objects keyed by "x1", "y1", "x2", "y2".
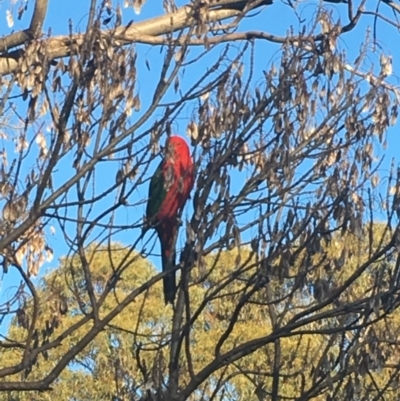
[{"x1": 144, "y1": 136, "x2": 194, "y2": 304}]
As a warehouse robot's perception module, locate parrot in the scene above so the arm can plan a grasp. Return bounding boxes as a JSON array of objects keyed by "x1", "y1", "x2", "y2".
[{"x1": 143, "y1": 136, "x2": 195, "y2": 304}]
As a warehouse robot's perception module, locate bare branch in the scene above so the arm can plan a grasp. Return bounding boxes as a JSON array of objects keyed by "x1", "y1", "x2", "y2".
[{"x1": 0, "y1": 0, "x2": 49, "y2": 53}]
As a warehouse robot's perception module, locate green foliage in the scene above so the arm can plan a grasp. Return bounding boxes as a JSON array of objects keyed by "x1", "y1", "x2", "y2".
[
  {"x1": 2, "y1": 227, "x2": 400, "y2": 400},
  {"x1": 1, "y1": 244, "x2": 167, "y2": 400}
]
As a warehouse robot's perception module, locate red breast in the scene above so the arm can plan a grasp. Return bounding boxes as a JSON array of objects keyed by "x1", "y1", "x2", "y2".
[{"x1": 157, "y1": 136, "x2": 194, "y2": 221}]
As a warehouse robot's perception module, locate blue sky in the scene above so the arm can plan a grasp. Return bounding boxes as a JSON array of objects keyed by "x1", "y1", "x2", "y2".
[{"x1": 0, "y1": 0, "x2": 399, "y2": 328}]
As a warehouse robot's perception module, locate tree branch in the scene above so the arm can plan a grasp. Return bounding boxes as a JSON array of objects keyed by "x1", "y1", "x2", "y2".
[
  {"x1": 0, "y1": 0, "x2": 268, "y2": 76},
  {"x1": 0, "y1": 0, "x2": 49, "y2": 53}
]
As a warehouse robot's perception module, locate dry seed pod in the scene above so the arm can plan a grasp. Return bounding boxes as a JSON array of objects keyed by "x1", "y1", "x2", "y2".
[
  {"x1": 52, "y1": 315, "x2": 60, "y2": 329},
  {"x1": 2, "y1": 201, "x2": 19, "y2": 223},
  {"x1": 59, "y1": 298, "x2": 68, "y2": 315},
  {"x1": 2, "y1": 257, "x2": 8, "y2": 274},
  {"x1": 17, "y1": 307, "x2": 29, "y2": 329},
  {"x1": 45, "y1": 319, "x2": 54, "y2": 337}
]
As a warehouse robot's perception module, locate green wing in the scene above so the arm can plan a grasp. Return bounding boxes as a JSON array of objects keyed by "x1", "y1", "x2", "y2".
[{"x1": 146, "y1": 161, "x2": 167, "y2": 222}]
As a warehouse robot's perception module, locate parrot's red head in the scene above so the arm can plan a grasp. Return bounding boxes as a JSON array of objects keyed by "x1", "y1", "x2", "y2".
[{"x1": 166, "y1": 136, "x2": 191, "y2": 160}]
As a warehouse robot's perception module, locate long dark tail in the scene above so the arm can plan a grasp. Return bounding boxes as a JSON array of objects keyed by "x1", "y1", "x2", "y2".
[
  {"x1": 162, "y1": 249, "x2": 176, "y2": 304},
  {"x1": 157, "y1": 222, "x2": 178, "y2": 305}
]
